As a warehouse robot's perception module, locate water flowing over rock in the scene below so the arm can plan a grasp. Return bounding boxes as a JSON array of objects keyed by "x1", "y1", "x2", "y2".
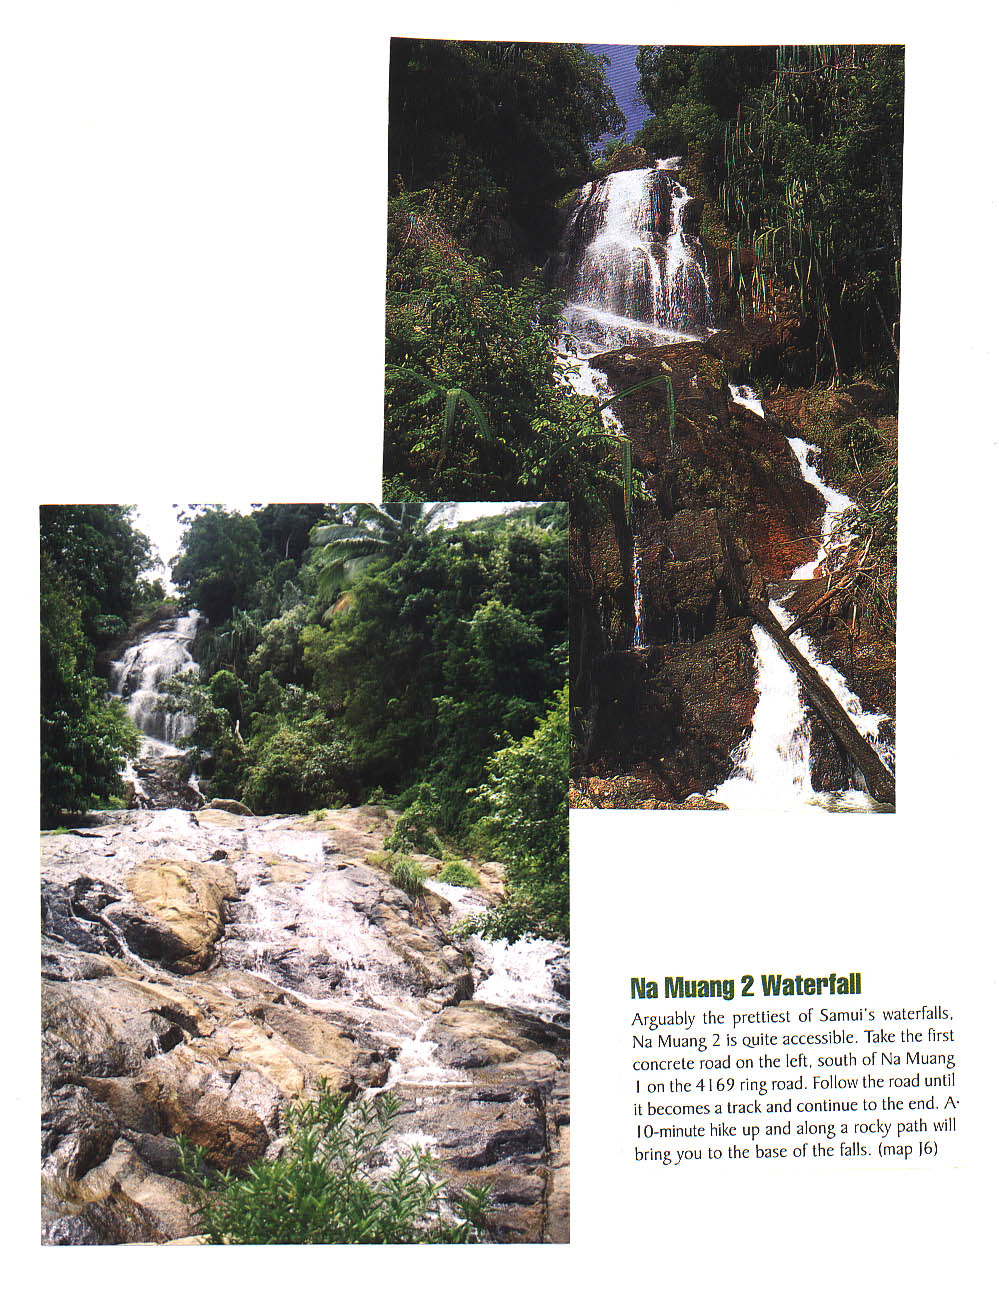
[
  {"x1": 41, "y1": 806, "x2": 569, "y2": 1244},
  {"x1": 109, "y1": 609, "x2": 205, "y2": 810},
  {"x1": 560, "y1": 160, "x2": 896, "y2": 809},
  {"x1": 110, "y1": 611, "x2": 201, "y2": 745},
  {"x1": 555, "y1": 162, "x2": 714, "y2": 354},
  {"x1": 709, "y1": 386, "x2": 895, "y2": 810}
]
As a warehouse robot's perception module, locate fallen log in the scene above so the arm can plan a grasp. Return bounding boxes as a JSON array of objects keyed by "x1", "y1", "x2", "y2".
[
  {"x1": 749, "y1": 601, "x2": 896, "y2": 806},
  {"x1": 783, "y1": 539, "x2": 871, "y2": 638}
]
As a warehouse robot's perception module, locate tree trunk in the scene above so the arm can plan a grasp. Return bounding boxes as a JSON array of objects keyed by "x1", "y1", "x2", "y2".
[{"x1": 749, "y1": 602, "x2": 895, "y2": 806}]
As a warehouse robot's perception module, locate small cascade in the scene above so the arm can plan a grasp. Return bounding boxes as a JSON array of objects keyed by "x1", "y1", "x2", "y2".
[
  {"x1": 556, "y1": 345, "x2": 624, "y2": 431},
  {"x1": 219, "y1": 827, "x2": 413, "y2": 1003},
  {"x1": 711, "y1": 613, "x2": 813, "y2": 810},
  {"x1": 426, "y1": 880, "x2": 569, "y2": 1025},
  {"x1": 632, "y1": 543, "x2": 647, "y2": 649},
  {"x1": 219, "y1": 859, "x2": 569, "y2": 1094},
  {"x1": 729, "y1": 382, "x2": 765, "y2": 419},
  {"x1": 384, "y1": 1018, "x2": 474, "y2": 1090},
  {"x1": 661, "y1": 173, "x2": 714, "y2": 334},
  {"x1": 557, "y1": 161, "x2": 714, "y2": 353},
  {"x1": 786, "y1": 437, "x2": 854, "y2": 579},
  {"x1": 713, "y1": 385, "x2": 893, "y2": 811}
]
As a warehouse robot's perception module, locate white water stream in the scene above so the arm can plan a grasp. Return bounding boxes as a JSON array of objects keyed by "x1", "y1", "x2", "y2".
[
  {"x1": 559, "y1": 160, "x2": 713, "y2": 355},
  {"x1": 556, "y1": 158, "x2": 714, "y2": 651},
  {"x1": 713, "y1": 385, "x2": 893, "y2": 811},
  {"x1": 207, "y1": 818, "x2": 570, "y2": 1091},
  {"x1": 386, "y1": 878, "x2": 569, "y2": 1089},
  {"x1": 108, "y1": 610, "x2": 203, "y2": 805},
  {"x1": 111, "y1": 611, "x2": 201, "y2": 748},
  {"x1": 557, "y1": 165, "x2": 893, "y2": 809}
]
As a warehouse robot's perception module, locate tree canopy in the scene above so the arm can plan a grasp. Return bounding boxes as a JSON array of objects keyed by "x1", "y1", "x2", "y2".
[
  {"x1": 635, "y1": 44, "x2": 903, "y2": 385},
  {"x1": 171, "y1": 507, "x2": 265, "y2": 624},
  {"x1": 40, "y1": 506, "x2": 151, "y2": 820},
  {"x1": 389, "y1": 40, "x2": 624, "y2": 261},
  {"x1": 384, "y1": 40, "x2": 626, "y2": 502}
]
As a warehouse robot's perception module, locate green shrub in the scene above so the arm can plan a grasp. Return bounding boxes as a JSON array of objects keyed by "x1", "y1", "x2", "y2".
[
  {"x1": 437, "y1": 858, "x2": 479, "y2": 888},
  {"x1": 384, "y1": 190, "x2": 616, "y2": 502},
  {"x1": 386, "y1": 783, "x2": 444, "y2": 857},
  {"x1": 369, "y1": 848, "x2": 431, "y2": 898},
  {"x1": 459, "y1": 892, "x2": 542, "y2": 945},
  {"x1": 177, "y1": 1081, "x2": 490, "y2": 1244},
  {"x1": 472, "y1": 684, "x2": 569, "y2": 941},
  {"x1": 241, "y1": 722, "x2": 350, "y2": 815}
]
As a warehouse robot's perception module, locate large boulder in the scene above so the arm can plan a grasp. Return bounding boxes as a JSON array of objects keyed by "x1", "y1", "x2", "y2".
[{"x1": 108, "y1": 858, "x2": 237, "y2": 974}]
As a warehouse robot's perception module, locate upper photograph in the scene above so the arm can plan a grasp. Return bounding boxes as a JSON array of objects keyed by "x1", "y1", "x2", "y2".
[{"x1": 385, "y1": 42, "x2": 901, "y2": 812}]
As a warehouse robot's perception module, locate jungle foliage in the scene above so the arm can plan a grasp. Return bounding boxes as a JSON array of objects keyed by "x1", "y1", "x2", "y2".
[
  {"x1": 385, "y1": 40, "x2": 625, "y2": 502},
  {"x1": 40, "y1": 506, "x2": 155, "y2": 821},
  {"x1": 388, "y1": 40, "x2": 624, "y2": 266},
  {"x1": 635, "y1": 44, "x2": 903, "y2": 386}
]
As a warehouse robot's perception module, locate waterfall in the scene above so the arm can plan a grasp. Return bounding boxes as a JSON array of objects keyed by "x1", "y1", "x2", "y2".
[
  {"x1": 713, "y1": 386, "x2": 893, "y2": 811},
  {"x1": 632, "y1": 544, "x2": 647, "y2": 649},
  {"x1": 729, "y1": 382, "x2": 765, "y2": 419},
  {"x1": 558, "y1": 161, "x2": 714, "y2": 354},
  {"x1": 110, "y1": 610, "x2": 201, "y2": 747}
]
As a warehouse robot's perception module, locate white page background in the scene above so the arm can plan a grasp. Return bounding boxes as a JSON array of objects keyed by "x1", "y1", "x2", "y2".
[{"x1": 6, "y1": 3, "x2": 996, "y2": 1306}]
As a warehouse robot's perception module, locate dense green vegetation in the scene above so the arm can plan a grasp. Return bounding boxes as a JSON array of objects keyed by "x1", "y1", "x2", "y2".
[
  {"x1": 40, "y1": 506, "x2": 161, "y2": 822},
  {"x1": 471, "y1": 685, "x2": 569, "y2": 941},
  {"x1": 162, "y1": 502, "x2": 569, "y2": 939},
  {"x1": 385, "y1": 39, "x2": 624, "y2": 501},
  {"x1": 389, "y1": 40, "x2": 623, "y2": 268},
  {"x1": 178, "y1": 1081, "x2": 491, "y2": 1244},
  {"x1": 635, "y1": 44, "x2": 903, "y2": 388}
]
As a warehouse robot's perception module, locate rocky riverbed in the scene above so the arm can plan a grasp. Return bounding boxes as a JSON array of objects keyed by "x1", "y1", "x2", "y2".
[{"x1": 41, "y1": 804, "x2": 569, "y2": 1244}]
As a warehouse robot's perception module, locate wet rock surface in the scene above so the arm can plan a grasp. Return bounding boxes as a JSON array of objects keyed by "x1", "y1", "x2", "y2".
[
  {"x1": 41, "y1": 806, "x2": 569, "y2": 1244},
  {"x1": 570, "y1": 339, "x2": 785, "y2": 800},
  {"x1": 571, "y1": 323, "x2": 895, "y2": 804}
]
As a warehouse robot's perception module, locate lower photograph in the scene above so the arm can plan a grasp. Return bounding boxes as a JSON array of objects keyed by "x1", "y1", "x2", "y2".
[{"x1": 40, "y1": 501, "x2": 569, "y2": 1244}]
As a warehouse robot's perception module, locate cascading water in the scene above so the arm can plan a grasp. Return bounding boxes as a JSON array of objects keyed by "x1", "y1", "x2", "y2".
[
  {"x1": 109, "y1": 610, "x2": 202, "y2": 805},
  {"x1": 786, "y1": 436, "x2": 854, "y2": 579},
  {"x1": 216, "y1": 833, "x2": 569, "y2": 1091},
  {"x1": 713, "y1": 385, "x2": 893, "y2": 811},
  {"x1": 380, "y1": 877, "x2": 569, "y2": 1089},
  {"x1": 557, "y1": 160, "x2": 714, "y2": 355},
  {"x1": 555, "y1": 160, "x2": 713, "y2": 659},
  {"x1": 111, "y1": 611, "x2": 201, "y2": 743},
  {"x1": 555, "y1": 162, "x2": 894, "y2": 810},
  {"x1": 42, "y1": 804, "x2": 569, "y2": 1241},
  {"x1": 632, "y1": 544, "x2": 647, "y2": 649},
  {"x1": 425, "y1": 880, "x2": 569, "y2": 1023}
]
